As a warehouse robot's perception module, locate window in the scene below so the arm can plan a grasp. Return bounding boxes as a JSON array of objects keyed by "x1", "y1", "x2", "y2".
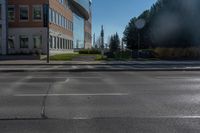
[
  {"x1": 8, "y1": 36, "x2": 15, "y2": 49},
  {"x1": 51, "y1": 9, "x2": 55, "y2": 23},
  {"x1": 54, "y1": 37, "x2": 56, "y2": 49},
  {"x1": 33, "y1": 5, "x2": 42, "y2": 20},
  {"x1": 57, "y1": 37, "x2": 60, "y2": 49},
  {"x1": 56, "y1": 12, "x2": 58, "y2": 24},
  {"x1": 49, "y1": 36, "x2": 53, "y2": 49},
  {"x1": 64, "y1": 39, "x2": 66, "y2": 49},
  {"x1": 20, "y1": 6, "x2": 29, "y2": 21},
  {"x1": 60, "y1": 38, "x2": 62, "y2": 49},
  {"x1": 33, "y1": 35, "x2": 42, "y2": 49},
  {"x1": 8, "y1": 5, "x2": 15, "y2": 21},
  {"x1": 49, "y1": 8, "x2": 52, "y2": 22},
  {"x1": 20, "y1": 35, "x2": 29, "y2": 48}
]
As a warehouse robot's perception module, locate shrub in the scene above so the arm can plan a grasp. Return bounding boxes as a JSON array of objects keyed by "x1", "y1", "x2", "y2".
[
  {"x1": 154, "y1": 47, "x2": 200, "y2": 59},
  {"x1": 79, "y1": 49, "x2": 101, "y2": 54}
]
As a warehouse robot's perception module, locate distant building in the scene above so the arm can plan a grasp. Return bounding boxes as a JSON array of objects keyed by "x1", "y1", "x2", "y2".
[{"x1": 1, "y1": 0, "x2": 92, "y2": 55}]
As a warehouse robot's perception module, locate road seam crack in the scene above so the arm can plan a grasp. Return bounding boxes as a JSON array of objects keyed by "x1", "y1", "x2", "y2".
[{"x1": 41, "y1": 83, "x2": 52, "y2": 119}]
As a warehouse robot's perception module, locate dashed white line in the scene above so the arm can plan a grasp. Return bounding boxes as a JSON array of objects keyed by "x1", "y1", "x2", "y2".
[
  {"x1": 72, "y1": 117, "x2": 89, "y2": 120},
  {"x1": 72, "y1": 66, "x2": 78, "y2": 69},
  {"x1": 65, "y1": 78, "x2": 70, "y2": 83},
  {"x1": 86, "y1": 65, "x2": 94, "y2": 69}
]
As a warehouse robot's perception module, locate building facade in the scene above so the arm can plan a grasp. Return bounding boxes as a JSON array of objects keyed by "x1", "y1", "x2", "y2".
[
  {"x1": 1, "y1": 0, "x2": 92, "y2": 55},
  {"x1": 0, "y1": 0, "x2": 7, "y2": 55}
]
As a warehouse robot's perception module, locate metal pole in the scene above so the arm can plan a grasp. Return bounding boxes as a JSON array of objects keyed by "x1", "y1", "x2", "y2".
[
  {"x1": 101, "y1": 25, "x2": 104, "y2": 56},
  {"x1": 137, "y1": 31, "x2": 140, "y2": 59},
  {"x1": 46, "y1": 3, "x2": 50, "y2": 63}
]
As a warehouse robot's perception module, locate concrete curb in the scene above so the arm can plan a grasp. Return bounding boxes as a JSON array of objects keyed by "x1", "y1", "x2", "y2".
[
  {"x1": 1, "y1": 68, "x2": 200, "y2": 72},
  {"x1": 0, "y1": 63, "x2": 200, "y2": 66}
]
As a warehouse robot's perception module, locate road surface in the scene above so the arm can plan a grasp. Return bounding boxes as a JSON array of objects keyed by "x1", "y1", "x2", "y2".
[{"x1": 0, "y1": 71, "x2": 200, "y2": 132}]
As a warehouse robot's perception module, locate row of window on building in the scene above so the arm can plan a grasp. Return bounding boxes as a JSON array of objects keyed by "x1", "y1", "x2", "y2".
[
  {"x1": 8, "y1": 5, "x2": 43, "y2": 21},
  {"x1": 49, "y1": 36, "x2": 73, "y2": 50},
  {"x1": 8, "y1": 35, "x2": 42, "y2": 49},
  {"x1": 8, "y1": 35, "x2": 73, "y2": 50},
  {"x1": 49, "y1": 8, "x2": 73, "y2": 32}
]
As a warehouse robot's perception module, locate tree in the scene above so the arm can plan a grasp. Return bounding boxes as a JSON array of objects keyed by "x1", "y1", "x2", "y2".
[
  {"x1": 123, "y1": 0, "x2": 200, "y2": 49},
  {"x1": 109, "y1": 33, "x2": 120, "y2": 54}
]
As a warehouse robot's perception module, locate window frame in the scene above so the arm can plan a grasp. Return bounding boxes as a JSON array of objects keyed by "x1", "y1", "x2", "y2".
[
  {"x1": 8, "y1": 5, "x2": 15, "y2": 22},
  {"x1": 19, "y1": 5, "x2": 29, "y2": 22},
  {"x1": 32, "y1": 5, "x2": 43, "y2": 21},
  {"x1": 19, "y1": 35, "x2": 29, "y2": 49}
]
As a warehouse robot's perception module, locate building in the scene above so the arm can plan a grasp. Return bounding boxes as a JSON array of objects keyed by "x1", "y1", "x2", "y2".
[
  {"x1": 0, "y1": 0, "x2": 7, "y2": 55},
  {"x1": 2, "y1": 0, "x2": 92, "y2": 55}
]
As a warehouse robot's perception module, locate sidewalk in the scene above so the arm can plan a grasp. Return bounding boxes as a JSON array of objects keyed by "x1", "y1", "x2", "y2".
[
  {"x1": 0, "y1": 60, "x2": 200, "y2": 72},
  {"x1": 0, "y1": 60, "x2": 200, "y2": 65}
]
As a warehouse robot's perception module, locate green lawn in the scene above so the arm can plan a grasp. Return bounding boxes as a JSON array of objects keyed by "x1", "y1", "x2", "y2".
[
  {"x1": 48, "y1": 53, "x2": 105, "y2": 61},
  {"x1": 49, "y1": 53, "x2": 79, "y2": 61}
]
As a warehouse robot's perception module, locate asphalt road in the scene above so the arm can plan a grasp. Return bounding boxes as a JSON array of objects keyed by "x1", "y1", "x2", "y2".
[{"x1": 0, "y1": 71, "x2": 200, "y2": 132}]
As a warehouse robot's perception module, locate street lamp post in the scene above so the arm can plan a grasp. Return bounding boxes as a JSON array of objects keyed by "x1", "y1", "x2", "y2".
[
  {"x1": 137, "y1": 31, "x2": 140, "y2": 58},
  {"x1": 43, "y1": 3, "x2": 50, "y2": 63},
  {"x1": 100, "y1": 25, "x2": 104, "y2": 56},
  {"x1": 135, "y1": 19, "x2": 146, "y2": 59}
]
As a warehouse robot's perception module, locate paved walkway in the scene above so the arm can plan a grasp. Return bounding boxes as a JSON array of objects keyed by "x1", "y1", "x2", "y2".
[{"x1": 1, "y1": 60, "x2": 200, "y2": 65}]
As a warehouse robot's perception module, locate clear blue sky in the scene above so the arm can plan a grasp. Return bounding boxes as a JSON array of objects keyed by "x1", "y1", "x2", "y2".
[{"x1": 92, "y1": 0, "x2": 157, "y2": 43}]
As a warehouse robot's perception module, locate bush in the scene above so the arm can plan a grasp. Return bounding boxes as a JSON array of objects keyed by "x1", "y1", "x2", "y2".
[
  {"x1": 154, "y1": 47, "x2": 200, "y2": 59},
  {"x1": 79, "y1": 49, "x2": 101, "y2": 54}
]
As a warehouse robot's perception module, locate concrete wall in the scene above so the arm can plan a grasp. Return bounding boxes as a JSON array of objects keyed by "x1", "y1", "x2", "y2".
[{"x1": 8, "y1": 28, "x2": 48, "y2": 54}]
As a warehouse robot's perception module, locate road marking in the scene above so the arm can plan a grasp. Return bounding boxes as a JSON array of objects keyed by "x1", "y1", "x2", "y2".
[
  {"x1": 14, "y1": 93, "x2": 129, "y2": 97},
  {"x1": 86, "y1": 65, "x2": 94, "y2": 69},
  {"x1": 72, "y1": 66, "x2": 78, "y2": 69},
  {"x1": 27, "y1": 76, "x2": 33, "y2": 79},
  {"x1": 65, "y1": 78, "x2": 70, "y2": 83},
  {"x1": 138, "y1": 115, "x2": 200, "y2": 119},
  {"x1": 72, "y1": 117, "x2": 89, "y2": 120},
  {"x1": 155, "y1": 76, "x2": 200, "y2": 79},
  {"x1": 71, "y1": 115, "x2": 200, "y2": 120},
  {"x1": 0, "y1": 76, "x2": 101, "y2": 79},
  {"x1": 53, "y1": 66, "x2": 60, "y2": 69}
]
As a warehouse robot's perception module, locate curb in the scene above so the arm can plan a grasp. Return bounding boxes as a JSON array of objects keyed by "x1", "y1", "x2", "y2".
[
  {"x1": 0, "y1": 63, "x2": 200, "y2": 66},
  {"x1": 1, "y1": 68, "x2": 200, "y2": 72}
]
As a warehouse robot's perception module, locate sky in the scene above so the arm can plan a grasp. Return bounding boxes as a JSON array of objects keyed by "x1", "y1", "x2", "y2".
[{"x1": 92, "y1": 0, "x2": 157, "y2": 43}]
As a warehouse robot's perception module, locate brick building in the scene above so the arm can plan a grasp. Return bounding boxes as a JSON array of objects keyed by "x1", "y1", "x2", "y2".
[{"x1": 1, "y1": 0, "x2": 92, "y2": 55}]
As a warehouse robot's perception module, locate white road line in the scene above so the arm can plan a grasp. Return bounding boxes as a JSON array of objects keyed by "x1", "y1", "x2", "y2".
[
  {"x1": 14, "y1": 93, "x2": 129, "y2": 97},
  {"x1": 65, "y1": 78, "x2": 70, "y2": 83},
  {"x1": 72, "y1": 117, "x2": 89, "y2": 120},
  {"x1": 64, "y1": 115, "x2": 200, "y2": 120},
  {"x1": 139, "y1": 115, "x2": 200, "y2": 119},
  {"x1": 0, "y1": 76, "x2": 101, "y2": 79},
  {"x1": 72, "y1": 66, "x2": 78, "y2": 69},
  {"x1": 27, "y1": 76, "x2": 33, "y2": 79},
  {"x1": 53, "y1": 66, "x2": 60, "y2": 69},
  {"x1": 155, "y1": 76, "x2": 200, "y2": 79},
  {"x1": 86, "y1": 65, "x2": 94, "y2": 69}
]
